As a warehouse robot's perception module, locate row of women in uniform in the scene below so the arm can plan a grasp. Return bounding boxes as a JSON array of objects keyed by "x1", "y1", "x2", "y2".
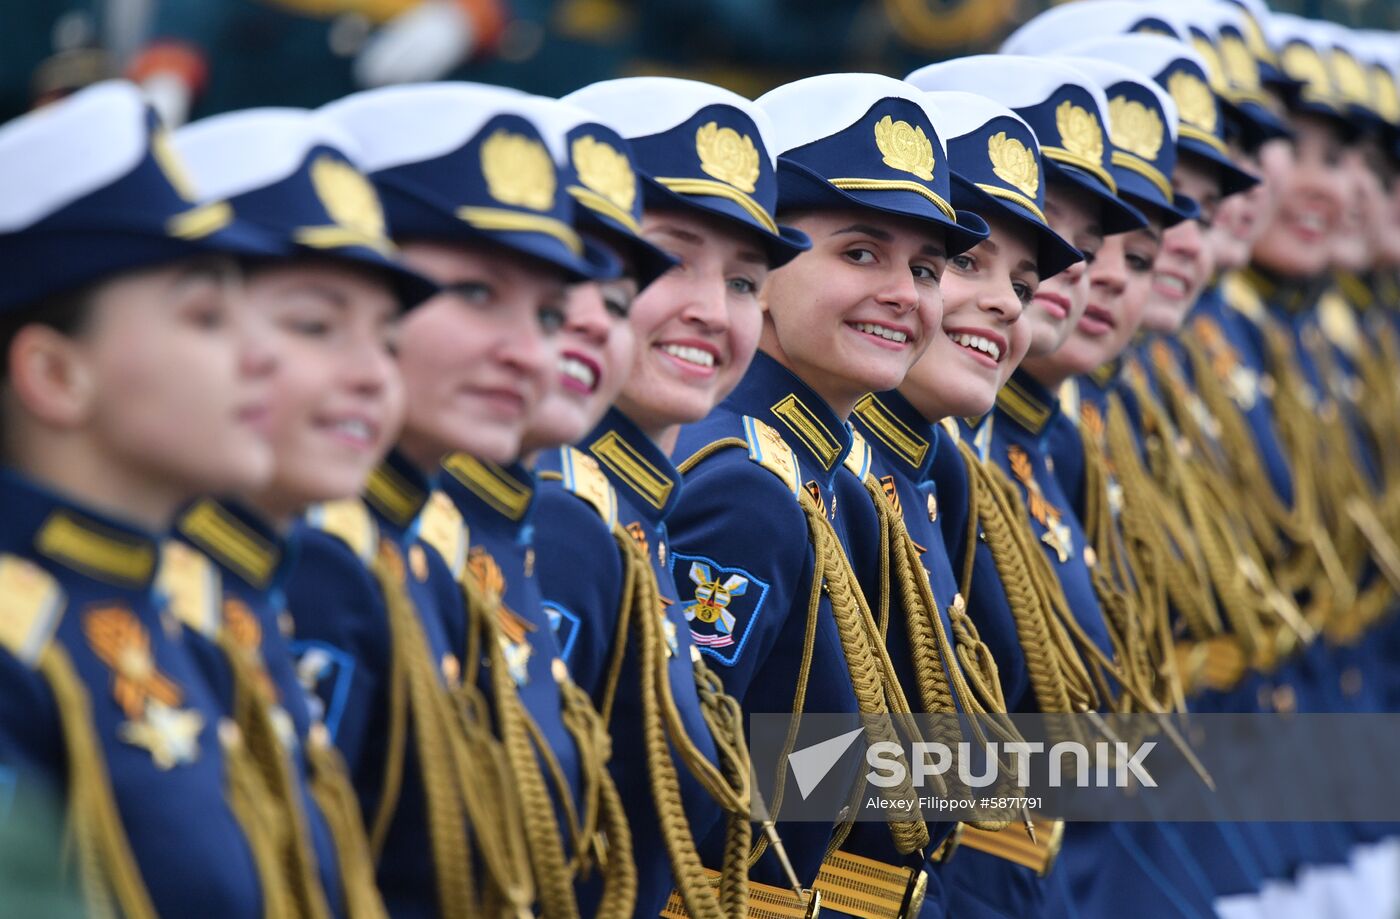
[{"x1": 2, "y1": 0, "x2": 1399, "y2": 915}]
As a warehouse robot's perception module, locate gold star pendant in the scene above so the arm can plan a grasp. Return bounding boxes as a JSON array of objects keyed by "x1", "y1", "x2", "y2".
[{"x1": 118, "y1": 701, "x2": 204, "y2": 770}]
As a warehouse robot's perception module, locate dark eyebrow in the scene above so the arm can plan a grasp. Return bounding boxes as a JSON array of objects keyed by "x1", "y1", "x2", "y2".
[
  {"x1": 171, "y1": 257, "x2": 235, "y2": 289},
  {"x1": 833, "y1": 223, "x2": 894, "y2": 242},
  {"x1": 648, "y1": 225, "x2": 706, "y2": 247},
  {"x1": 738, "y1": 248, "x2": 768, "y2": 267},
  {"x1": 1017, "y1": 259, "x2": 1039, "y2": 276},
  {"x1": 836, "y1": 223, "x2": 946, "y2": 259}
]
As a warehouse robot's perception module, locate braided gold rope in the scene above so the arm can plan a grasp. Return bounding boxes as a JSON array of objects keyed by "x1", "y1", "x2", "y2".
[
  {"x1": 215, "y1": 630, "x2": 333, "y2": 919},
  {"x1": 39, "y1": 647, "x2": 158, "y2": 919},
  {"x1": 303, "y1": 730, "x2": 388, "y2": 918},
  {"x1": 372, "y1": 543, "x2": 477, "y2": 919}
]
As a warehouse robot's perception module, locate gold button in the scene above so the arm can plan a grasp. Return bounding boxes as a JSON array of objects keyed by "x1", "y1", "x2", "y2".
[
  {"x1": 1083, "y1": 546, "x2": 1098, "y2": 568},
  {"x1": 441, "y1": 653, "x2": 460, "y2": 687},
  {"x1": 927, "y1": 494, "x2": 938, "y2": 522}
]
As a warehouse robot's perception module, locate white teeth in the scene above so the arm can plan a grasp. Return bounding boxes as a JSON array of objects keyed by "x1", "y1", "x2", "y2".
[
  {"x1": 950, "y1": 333, "x2": 1001, "y2": 362},
  {"x1": 852, "y1": 322, "x2": 909, "y2": 343},
  {"x1": 660, "y1": 344, "x2": 715, "y2": 368},
  {"x1": 560, "y1": 356, "x2": 597, "y2": 390},
  {"x1": 1158, "y1": 275, "x2": 1187, "y2": 295},
  {"x1": 1297, "y1": 212, "x2": 1325, "y2": 231},
  {"x1": 334, "y1": 419, "x2": 371, "y2": 441}
]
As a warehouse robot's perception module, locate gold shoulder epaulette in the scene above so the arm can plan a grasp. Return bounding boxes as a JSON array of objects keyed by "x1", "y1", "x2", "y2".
[
  {"x1": 306, "y1": 499, "x2": 379, "y2": 565},
  {"x1": 417, "y1": 491, "x2": 470, "y2": 580},
  {"x1": 1057, "y1": 378, "x2": 1081, "y2": 426},
  {"x1": 0, "y1": 554, "x2": 66, "y2": 665},
  {"x1": 939, "y1": 417, "x2": 961, "y2": 444},
  {"x1": 741, "y1": 415, "x2": 802, "y2": 496},
  {"x1": 558, "y1": 446, "x2": 618, "y2": 526},
  {"x1": 842, "y1": 427, "x2": 873, "y2": 479},
  {"x1": 1221, "y1": 271, "x2": 1266, "y2": 323},
  {"x1": 1316, "y1": 288, "x2": 1361, "y2": 357},
  {"x1": 158, "y1": 540, "x2": 222, "y2": 637}
]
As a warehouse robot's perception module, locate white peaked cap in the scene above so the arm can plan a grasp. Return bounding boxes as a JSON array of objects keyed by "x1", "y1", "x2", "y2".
[
  {"x1": 174, "y1": 108, "x2": 365, "y2": 202},
  {"x1": 754, "y1": 72, "x2": 948, "y2": 157},
  {"x1": 563, "y1": 76, "x2": 780, "y2": 167},
  {"x1": 319, "y1": 81, "x2": 530, "y2": 173}
]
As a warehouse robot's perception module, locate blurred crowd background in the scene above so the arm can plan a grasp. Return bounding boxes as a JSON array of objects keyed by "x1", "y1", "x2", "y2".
[{"x1": 4, "y1": 0, "x2": 1397, "y2": 126}]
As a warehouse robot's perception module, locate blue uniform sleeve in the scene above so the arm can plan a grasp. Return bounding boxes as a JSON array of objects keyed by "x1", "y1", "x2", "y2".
[
  {"x1": 0, "y1": 650, "x2": 64, "y2": 814},
  {"x1": 283, "y1": 530, "x2": 389, "y2": 805},
  {"x1": 1046, "y1": 415, "x2": 1087, "y2": 522},
  {"x1": 667, "y1": 453, "x2": 810, "y2": 702},
  {"x1": 532, "y1": 489, "x2": 623, "y2": 697}
]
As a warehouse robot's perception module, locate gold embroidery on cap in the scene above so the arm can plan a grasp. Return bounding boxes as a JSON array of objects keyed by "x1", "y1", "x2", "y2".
[
  {"x1": 1281, "y1": 44, "x2": 1333, "y2": 99},
  {"x1": 571, "y1": 134, "x2": 636, "y2": 213},
  {"x1": 481, "y1": 129, "x2": 556, "y2": 211},
  {"x1": 152, "y1": 128, "x2": 198, "y2": 201},
  {"x1": 1330, "y1": 49, "x2": 1370, "y2": 108},
  {"x1": 987, "y1": 131, "x2": 1038, "y2": 198},
  {"x1": 1107, "y1": 97, "x2": 1164, "y2": 161},
  {"x1": 1054, "y1": 101, "x2": 1104, "y2": 165},
  {"x1": 1192, "y1": 36, "x2": 1229, "y2": 94},
  {"x1": 1168, "y1": 71, "x2": 1218, "y2": 133},
  {"x1": 1372, "y1": 66, "x2": 1400, "y2": 124},
  {"x1": 874, "y1": 115, "x2": 935, "y2": 181},
  {"x1": 298, "y1": 156, "x2": 393, "y2": 253},
  {"x1": 696, "y1": 122, "x2": 760, "y2": 193},
  {"x1": 1221, "y1": 35, "x2": 1261, "y2": 91}
]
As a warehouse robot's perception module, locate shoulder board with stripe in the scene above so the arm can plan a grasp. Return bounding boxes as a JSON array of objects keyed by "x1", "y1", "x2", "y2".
[
  {"x1": 558, "y1": 447, "x2": 618, "y2": 527},
  {"x1": 938, "y1": 417, "x2": 961, "y2": 444},
  {"x1": 742, "y1": 415, "x2": 802, "y2": 497},
  {"x1": 306, "y1": 499, "x2": 379, "y2": 565},
  {"x1": 1221, "y1": 271, "x2": 1265, "y2": 323},
  {"x1": 842, "y1": 427, "x2": 872, "y2": 480},
  {"x1": 0, "y1": 554, "x2": 65, "y2": 665},
  {"x1": 158, "y1": 541, "x2": 222, "y2": 637},
  {"x1": 417, "y1": 491, "x2": 470, "y2": 580}
]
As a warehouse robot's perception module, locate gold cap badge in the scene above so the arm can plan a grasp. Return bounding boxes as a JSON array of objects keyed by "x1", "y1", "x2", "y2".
[
  {"x1": 311, "y1": 156, "x2": 388, "y2": 244},
  {"x1": 1054, "y1": 101, "x2": 1104, "y2": 165},
  {"x1": 1220, "y1": 35, "x2": 1262, "y2": 91},
  {"x1": 481, "y1": 129, "x2": 556, "y2": 211},
  {"x1": 874, "y1": 115, "x2": 936, "y2": 181},
  {"x1": 696, "y1": 122, "x2": 760, "y2": 193},
  {"x1": 1281, "y1": 44, "x2": 1333, "y2": 99},
  {"x1": 571, "y1": 134, "x2": 636, "y2": 214},
  {"x1": 1168, "y1": 71, "x2": 1218, "y2": 133},
  {"x1": 987, "y1": 131, "x2": 1038, "y2": 198},
  {"x1": 1107, "y1": 97, "x2": 1164, "y2": 161},
  {"x1": 152, "y1": 128, "x2": 197, "y2": 202}
]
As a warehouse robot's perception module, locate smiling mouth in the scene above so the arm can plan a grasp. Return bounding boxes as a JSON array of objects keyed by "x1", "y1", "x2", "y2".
[
  {"x1": 949, "y1": 331, "x2": 1002, "y2": 362},
  {"x1": 559, "y1": 352, "x2": 600, "y2": 395},
  {"x1": 658, "y1": 343, "x2": 717, "y2": 369},
  {"x1": 849, "y1": 321, "x2": 911, "y2": 344},
  {"x1": 1154, "y1": 274, "x2": 1189, "y2": 300},
  {"x1": 320, "y1": 416, "x2": 379, "y2": 450},
  {"x1": 1077, "y1": 305, "x2": 1115, "y2": 336},
  {"x1": 1035, "y1": 293, "x2": 1070, "y2": 320}
]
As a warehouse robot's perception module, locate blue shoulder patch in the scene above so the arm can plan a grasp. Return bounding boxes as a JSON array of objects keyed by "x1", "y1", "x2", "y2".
[
  {"x1": 541, "y1": 600, "x2": 580, "y2": 663},
  {"x1": 669, "y1": 552, "x2": 770, "y2": 666},
  {"x1": 289, "y1": 640, "x2": 356, "y2": 741}
]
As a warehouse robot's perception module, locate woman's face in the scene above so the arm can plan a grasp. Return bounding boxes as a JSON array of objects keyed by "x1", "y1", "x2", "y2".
[
  {"x1": 1032, "y1": 216, "x2": 1162, "y2": 379},
  {"x1": 1208, "y1": 144, "x2": 1272, "y2": 271},
  {"x1": 242, "y1": 259, "x2": 404, "y2": 515},
  {"x1": 1143, "y1": 156, "x2": 1219, "y2": 334},
  {"x1": 762, "y1": 209, "x2": 947, "y2": 417},
  {"x1": 394, "y1": 240, "x2": 566, "y2": 466},
  {"x1": 521, "y1": 274, "x2": 638, "y2": 453},
  {"x1": 1027, "y1": 183, "x2": 1103, "y2": 358},
  {"x1": 79, "y1": 256, "x2": 276, "y2": 499},
  {"x1": 1252, "y1": 114, "x2": 1346, "y2": 278},
  {"x1": 1331, "y1": 144, "x2": 1384, "y2": 273},
  {"x1": 900, "y1": 212, "x2": 1036, "y2": 421},
  {"x1": 616, "y1": 210, "x2": 769, "y2": 440}
]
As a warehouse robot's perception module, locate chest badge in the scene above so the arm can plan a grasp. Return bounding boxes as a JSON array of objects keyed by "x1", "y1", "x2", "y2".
[{"x1": 1008, "y1": 446, "x2": 1073, "y2": 564}]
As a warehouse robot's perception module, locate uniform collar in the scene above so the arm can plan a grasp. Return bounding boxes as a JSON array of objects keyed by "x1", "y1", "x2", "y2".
[
  {"x1": 1087, "y1": 357, "x2": 1121, "y2": 391},
  {"x1": 176, "y1": 498, "x2": 284, "y2": 590},
  {"x1": 0, "y1": 467, "x2": 160, "y2": 590},
  {"x1": 1240, "y1": 264, "x2": 1324, "y2": 315},
  {"x1": 851, "y1": 391, "x2": 938, "y2": 480},
  {"x1": 583, "y1": 407, "x2": 681, "y2": 523},
  {"x1": 440, "y1": 453, "x2": 536, "y2": 525},
  {"x1": 363, "y1": 448, "x2": 434, "y2": 530},
  {"x1": 1332, "y1": 269, "x2": 1374, "y2": 310},
  {"x1": 994, "y1": 368, "x2": 1060, "y2": 436},
  {"x1": 723, "y1": 351, "x2": 852, "y2": 475}
]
